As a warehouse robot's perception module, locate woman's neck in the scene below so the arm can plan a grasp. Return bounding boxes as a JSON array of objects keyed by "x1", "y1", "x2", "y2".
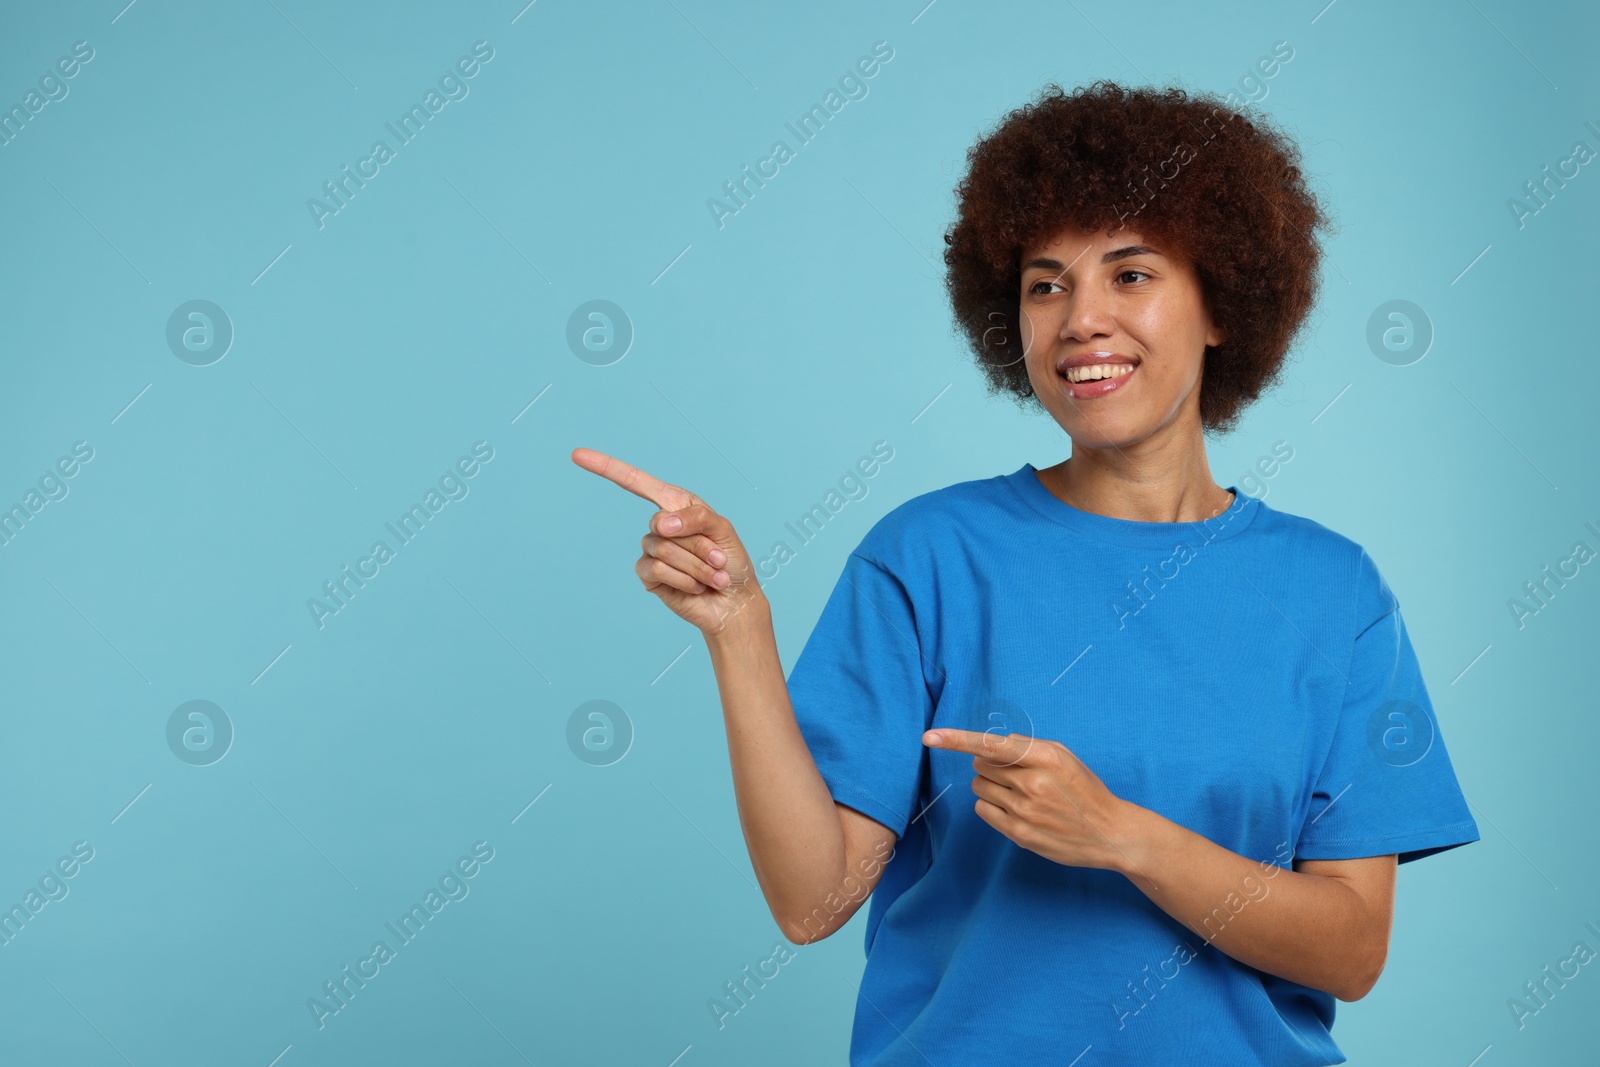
[{"x1": 1035, "y1": 424, "x2": 1234, "y2": 524}]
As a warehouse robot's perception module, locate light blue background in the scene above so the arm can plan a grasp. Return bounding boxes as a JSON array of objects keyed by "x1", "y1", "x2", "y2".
[{"x1": 1, "y1": 0, "x2": 1596, "y2": 1064}]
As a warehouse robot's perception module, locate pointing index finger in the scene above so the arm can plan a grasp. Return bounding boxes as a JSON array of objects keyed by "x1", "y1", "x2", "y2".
[
  {"x1": 923, "y1": 728, "x2": 1035, "y2": 765},
  {"x1": 571, "y1": 447, "x2": 698, "y2": 511}
]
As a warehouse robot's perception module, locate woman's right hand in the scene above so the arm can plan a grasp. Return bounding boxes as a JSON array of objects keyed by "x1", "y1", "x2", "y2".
[{"x1": 571, "y1": 447, "x2": 765, "y2": 636}]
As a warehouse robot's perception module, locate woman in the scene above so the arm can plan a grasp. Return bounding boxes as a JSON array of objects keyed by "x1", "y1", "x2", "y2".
[{"x1": 574, "y1": 81, "x2": 1477, "y2": 1065}]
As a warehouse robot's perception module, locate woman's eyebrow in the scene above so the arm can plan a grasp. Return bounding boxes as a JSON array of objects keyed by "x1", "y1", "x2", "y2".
[{"x1": 1021, "y1": 245, "x2": 1163, "y2": 273}]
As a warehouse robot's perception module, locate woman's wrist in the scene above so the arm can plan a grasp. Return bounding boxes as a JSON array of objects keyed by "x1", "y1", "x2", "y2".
[
  {"x1": 702, "y1": 585, "x2": 773, "y2": 652},
  {"x1": 1105, "y1": 800, "x2": 1171, "y2": 885}
]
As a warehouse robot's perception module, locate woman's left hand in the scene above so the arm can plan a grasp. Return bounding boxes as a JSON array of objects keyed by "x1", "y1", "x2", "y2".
[{"x1": 922, "y1": 729, "x2": 1145, "y2": 875}]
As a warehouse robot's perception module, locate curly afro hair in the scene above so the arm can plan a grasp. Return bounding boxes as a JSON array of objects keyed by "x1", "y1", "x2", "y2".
[{"x1": 942, "y1": 80, "x2": 1333, "y2": 435}]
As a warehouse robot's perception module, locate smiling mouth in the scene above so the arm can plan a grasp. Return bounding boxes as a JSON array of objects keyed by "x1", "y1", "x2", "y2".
[
  {"x1": 1056, "y1": 360, "x2": 1138, "y2": 399},
  {"x1": 1062, "y1": 364, "x2": 1135, "y2": 384}
]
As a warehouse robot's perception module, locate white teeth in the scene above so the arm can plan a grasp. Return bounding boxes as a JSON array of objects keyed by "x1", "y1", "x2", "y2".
[{"x1": 1064, "y1": 363, "x2": 1134, "y2": 384}]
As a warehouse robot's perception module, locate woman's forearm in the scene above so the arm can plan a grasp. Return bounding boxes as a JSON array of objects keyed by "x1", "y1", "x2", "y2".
[
  {"x1": 1111, "y1": 804, "x2": 1388, "y2": 1000},
  {"x1": 703, "y1": 590, "x2": 860, "y2": 937}
]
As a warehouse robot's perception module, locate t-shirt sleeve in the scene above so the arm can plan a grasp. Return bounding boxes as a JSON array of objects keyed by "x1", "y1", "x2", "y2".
[
  {"x1": 785, "y1": 550, "x2": 934, "y2": 839},
  {"x1": 1295, "y1": 548, "x2": 1480, "y2": 865}
]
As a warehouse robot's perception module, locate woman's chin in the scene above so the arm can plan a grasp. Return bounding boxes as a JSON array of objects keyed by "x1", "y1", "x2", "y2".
[{"x1": 1056, "y1": 416, "x2": 1151, "y2": 453}]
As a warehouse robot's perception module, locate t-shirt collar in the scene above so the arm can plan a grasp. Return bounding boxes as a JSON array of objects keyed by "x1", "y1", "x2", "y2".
[{"x1": 1005, "y1": 462, "x2": 1260, "y2": 548}]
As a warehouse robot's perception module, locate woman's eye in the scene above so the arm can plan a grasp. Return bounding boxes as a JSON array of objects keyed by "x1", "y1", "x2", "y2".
[
  {"x1": 1028, "y1": 279, "x2": 1063, "y2": 295},
  {"x1": 1116, "y1": 269, "x2": 1150, "y2": 284}
]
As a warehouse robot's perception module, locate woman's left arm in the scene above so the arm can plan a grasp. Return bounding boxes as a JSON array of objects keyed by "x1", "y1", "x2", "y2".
[
  {"x1": 1116, "y1": 812, "x2": 1395, "y2": 1001},
  {"x1": 923, "y1": 728, "x2": 1396, "y2": 1001}
]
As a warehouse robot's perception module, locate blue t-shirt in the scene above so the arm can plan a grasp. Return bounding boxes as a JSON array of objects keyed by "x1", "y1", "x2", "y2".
[{"x1": 786, "y1": 463, "x2": 1479, "y2": 1066}]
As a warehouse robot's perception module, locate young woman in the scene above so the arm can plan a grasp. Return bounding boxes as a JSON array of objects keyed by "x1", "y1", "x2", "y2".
[{"x1": 574, "y1": 80, "x2": 1477, "y2": 1065}]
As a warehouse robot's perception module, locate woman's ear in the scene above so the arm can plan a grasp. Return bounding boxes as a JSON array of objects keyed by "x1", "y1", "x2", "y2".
[{"x1": 1196, "y1": 280, "x2": 1226, "y2": 348}]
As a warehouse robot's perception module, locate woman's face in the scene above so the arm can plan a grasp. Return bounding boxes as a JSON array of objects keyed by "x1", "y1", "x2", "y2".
[{"x1": 1017, "y1": 224, "x2": 1225, "y2": 451}]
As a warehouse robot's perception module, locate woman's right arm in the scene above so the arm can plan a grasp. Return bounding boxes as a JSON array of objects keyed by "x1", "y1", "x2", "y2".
[
  {"x1": 570, "y1": 448, "x2": 896, "y2": 943},
  {"x1": 705, "y1": 597, "x2": 899, "y2": 943}
]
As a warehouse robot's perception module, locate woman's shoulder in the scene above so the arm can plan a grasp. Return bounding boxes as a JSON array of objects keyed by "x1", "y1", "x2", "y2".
[
  {"x1": 851, "y1": 469, "x2": 1018, "y2": 567},
  {"x1": 1246, "y1": 495, "x2": 1366, "y2": 558},
  {"x1": 1245, "y1": 497, "x2": 1397, "y2": 606}
]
